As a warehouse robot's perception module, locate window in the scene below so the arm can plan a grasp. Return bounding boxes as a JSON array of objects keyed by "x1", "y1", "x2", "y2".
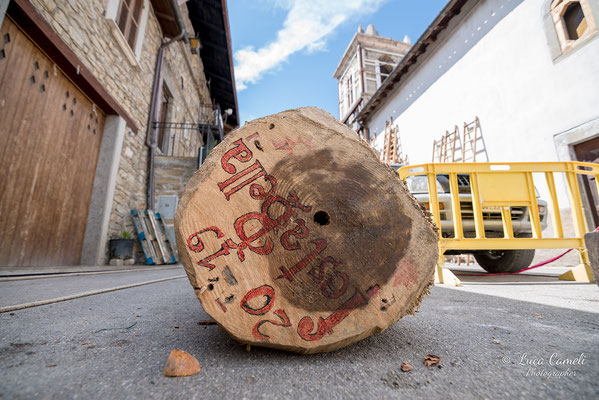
[
  {"x1": 379, "y1": 64, "x2": 393, "y2": 80},
  {"x1": 376, "y1": 55, "x2": 395, "y2": 88},
  {"x1": 158, "y1": 84, "x2": 173, "y2": 153},
  {"x1": 549, "y1": 0, "x2": 597, "y2": 55},
  {"x1": 338, "y1": 81, "x2": 345, "y2": 117},
  {"x1": 347, "y1": 75, "x2": 354, "y2": 107},
  {"x1": 563, "y1": 2, "x2": 587, "y2": 39},
  {"x1": 116, "y1": 0, "x2": 144, "y2": 49},
  {"x1": 105, "y1": 0, "x2": 149, "y2": 65}
]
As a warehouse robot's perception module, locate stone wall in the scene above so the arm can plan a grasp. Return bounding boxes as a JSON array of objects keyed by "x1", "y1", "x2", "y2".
[
  {"x1": 154, "y1": 156, "x2": 198, "y2": 257},
  {"x1": 154, "y1": 156, "x2": 197, "y2": 202},
  {"x1": 157, "y1": 6, "x2": 213, "y2": 158},
  {"x1": 29, "y1": 0, "x2": 212, "y2": 263}
]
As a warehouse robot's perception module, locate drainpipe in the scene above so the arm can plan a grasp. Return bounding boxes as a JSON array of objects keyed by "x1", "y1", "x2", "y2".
[
  {"x1": 168, "y1": 0, "x2": 190, "y2": 44},
  {"x1": 146, "y1": 3, "x2": 188, "y2": 210}
]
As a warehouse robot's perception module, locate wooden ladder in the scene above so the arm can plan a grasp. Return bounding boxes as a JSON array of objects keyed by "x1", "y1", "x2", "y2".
[
  {"x1": 381, "y1": 119, "x2": 392, "y2": 163},
  {"x1": 462, "y1": 116, "x2": 488, "y2": 162},
  {"x1": 443, "y1": 126, "x2": 461, "y2": 163},
  {"x1": 381, "y1": 117, "x2": 408, "y2": 164}
]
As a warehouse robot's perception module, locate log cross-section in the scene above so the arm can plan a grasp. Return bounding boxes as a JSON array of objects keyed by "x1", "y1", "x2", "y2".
[{"x1": 175, "y1": 107, "x2": 438, "y2": 353}]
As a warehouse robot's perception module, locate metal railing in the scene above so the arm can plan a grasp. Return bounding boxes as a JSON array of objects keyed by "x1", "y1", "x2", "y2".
[
  {"x1": 153, "y1": 104, "x2": 223, "y2": 159},
  {"x1": 398, "y1": 162, "x2": 599, "y2": 268},
  {"x1": 153, "y1": 122, "x2": 202, "y2": 157}
]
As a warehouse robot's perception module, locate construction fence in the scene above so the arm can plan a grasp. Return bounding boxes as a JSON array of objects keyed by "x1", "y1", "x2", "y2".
[{"x1": 398, "y1": 161, "x2": 599, "y2": 281}]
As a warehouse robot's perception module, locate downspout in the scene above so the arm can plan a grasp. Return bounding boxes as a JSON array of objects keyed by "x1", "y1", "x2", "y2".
[
  {"x1": 168, "y1": 0, "x2": 189, "y2": 44},
  {"x1": 146, "y1": 1, "x2": 188, "y2": 210}
]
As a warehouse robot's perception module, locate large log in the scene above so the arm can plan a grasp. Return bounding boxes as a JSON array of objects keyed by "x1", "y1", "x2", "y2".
[{"x1": 175, "y1": 107, "x2": 438, "y2": 354}]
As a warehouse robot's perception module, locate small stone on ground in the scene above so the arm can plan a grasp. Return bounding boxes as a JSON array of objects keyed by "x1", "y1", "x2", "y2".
[
  {"x1": 424, "y1": 354, "x2": 441, "y2": 367},
  {"x1": 163, "y1": 350, "x2": 202, "y2": 377},
  {"x1": 400, "y1": 362, "x2": 413, "y2": 372}
]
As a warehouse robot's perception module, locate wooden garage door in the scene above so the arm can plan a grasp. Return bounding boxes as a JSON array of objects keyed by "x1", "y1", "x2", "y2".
[{"x1": 0, "y1": 18, "x2": 105, "y2": 267}]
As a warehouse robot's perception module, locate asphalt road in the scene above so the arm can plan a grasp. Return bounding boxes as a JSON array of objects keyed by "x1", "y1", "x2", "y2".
[
  {"x1": 1, "y1": 268, "x2": 598, "y2": 399},
  {"x1": 0, "y1": 266, "x2": 185, "y2": 309}
]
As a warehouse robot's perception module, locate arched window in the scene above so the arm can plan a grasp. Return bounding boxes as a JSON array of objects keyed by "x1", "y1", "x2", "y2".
[
  {"x1": 377, "y1": 55, "x2": 395, "y2": 87},
  {"x1": 563, "y1": 2, "x2": 587, "y2": 40},
  {"x1": 379, "y1": 64, "x2": 393, "y2": 75}
]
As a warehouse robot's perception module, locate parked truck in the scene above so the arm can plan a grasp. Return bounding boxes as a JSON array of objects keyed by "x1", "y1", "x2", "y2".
[{"x1": 400, "y1": 171, "x2": 548, "y2": 273}]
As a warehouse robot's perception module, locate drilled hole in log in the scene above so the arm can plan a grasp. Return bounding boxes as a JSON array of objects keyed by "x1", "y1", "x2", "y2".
[
  {"x1": 207, "y1": 284, "x2": 214, "y2": 291},
  {"x1": 313, "y1": 211, "x2": 330, "y2": 226}
]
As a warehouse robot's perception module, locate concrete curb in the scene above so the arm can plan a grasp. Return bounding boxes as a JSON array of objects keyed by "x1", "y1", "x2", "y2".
[{"x1": 0, "y1": 264, "x2": 183, "y2": 278}]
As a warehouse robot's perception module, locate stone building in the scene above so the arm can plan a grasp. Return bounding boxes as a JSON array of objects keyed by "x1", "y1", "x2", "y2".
[
  {"x1": 333, "y1": 24, "x2": 411, "y2": 133},
  {"x1": 0, "y1": 0, "x2": 238, "y2": 267},
  {"x1": 355, "y1": 0, "x2": 599, "y2": 230}
]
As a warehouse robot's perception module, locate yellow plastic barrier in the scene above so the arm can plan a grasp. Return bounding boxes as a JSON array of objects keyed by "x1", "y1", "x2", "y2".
[{"x1": 398, "y1": 162, "x2": 599, "y2": 284}]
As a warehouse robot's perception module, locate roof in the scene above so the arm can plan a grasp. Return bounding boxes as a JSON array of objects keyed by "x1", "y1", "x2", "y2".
[
  {"x1": 151, "y1": 0, "x2": 183, "y2": 38},
  {"x1": 187, "y1": 0, "x2": 239, "y2": 129},
  {"x1": 357, "y1": 0, "x2": 470, "y2": 123}
]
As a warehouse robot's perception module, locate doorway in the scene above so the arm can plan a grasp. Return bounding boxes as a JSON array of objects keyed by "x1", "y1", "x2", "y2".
[{"x1": 573, "y1": 135, "x2": 599, "y2": 228}]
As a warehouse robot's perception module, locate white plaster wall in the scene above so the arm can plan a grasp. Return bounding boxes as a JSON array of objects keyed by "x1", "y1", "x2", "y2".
[{"x1": 367, "y1": 0, "x2": 599, "y2": 210}]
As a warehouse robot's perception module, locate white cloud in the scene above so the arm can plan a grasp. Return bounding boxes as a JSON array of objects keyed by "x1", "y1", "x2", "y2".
[{"x1": 234, "y1": 0, "x2": 385, "y2": 90}]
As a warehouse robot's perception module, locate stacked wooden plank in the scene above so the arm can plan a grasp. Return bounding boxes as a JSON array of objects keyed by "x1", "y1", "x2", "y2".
[{"x1": 131, "y1": 209, "x2": 177, "y2": 265}]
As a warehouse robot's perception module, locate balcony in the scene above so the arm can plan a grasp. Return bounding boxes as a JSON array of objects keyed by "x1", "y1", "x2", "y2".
[{"x1": 153, "y1": 104, "x2": 224, "y2": 167}]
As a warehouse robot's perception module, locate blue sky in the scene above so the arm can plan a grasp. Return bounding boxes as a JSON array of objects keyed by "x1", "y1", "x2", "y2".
[{"x1": 228, "y1": 0, "x2": 448, "y2": 124}]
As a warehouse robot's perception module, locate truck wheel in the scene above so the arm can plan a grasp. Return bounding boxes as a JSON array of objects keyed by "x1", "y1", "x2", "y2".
[{"x1": 473, "y1": 249, "x2": 535, "y2": 273}]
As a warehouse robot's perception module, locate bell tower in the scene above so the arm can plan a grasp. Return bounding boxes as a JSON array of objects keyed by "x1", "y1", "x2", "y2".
[{"x1": 333, "y1": 24, "x2": 411, "y2": 138}]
